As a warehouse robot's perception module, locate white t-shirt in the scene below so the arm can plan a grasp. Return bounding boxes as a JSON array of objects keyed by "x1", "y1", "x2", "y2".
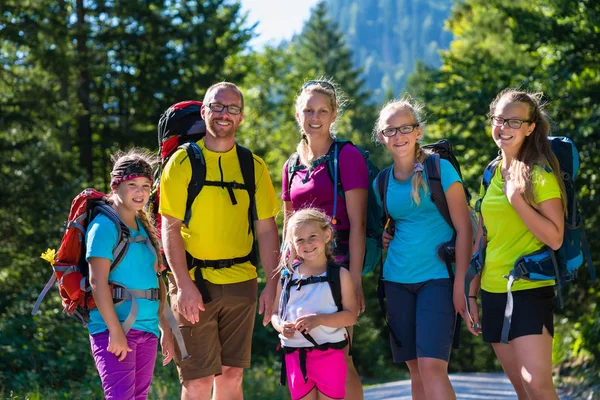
[{"x1": 278, "y1": 267, "x2": 347, "y2": 348}]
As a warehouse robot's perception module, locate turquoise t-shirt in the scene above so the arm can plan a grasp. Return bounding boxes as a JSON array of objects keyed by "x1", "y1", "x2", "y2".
[
  {"x1": 86, "y1": 213, "x2": 159, "y2": 337},
  {"x1": 374, "y1": 159, "x2": 461, "y2": 284}
]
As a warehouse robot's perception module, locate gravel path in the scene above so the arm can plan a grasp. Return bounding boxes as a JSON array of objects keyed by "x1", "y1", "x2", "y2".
[{"x1": 364, "y1": 372, "x2": 575, "y2": 399}]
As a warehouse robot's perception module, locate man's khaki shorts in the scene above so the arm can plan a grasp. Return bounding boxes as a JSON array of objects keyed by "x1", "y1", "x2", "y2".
[{"x1": 168, "y1": 275, "x2": 258, "y2": 383}]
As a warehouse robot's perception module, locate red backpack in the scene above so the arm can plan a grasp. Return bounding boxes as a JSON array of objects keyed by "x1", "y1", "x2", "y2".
[
  {"x1": 147, "y1": 100, "x2": 206, "y2": 245},
  {"x1": 32, "y1": 189, "x2": 147, "y2": 324},
  {"x1": 33, "y1": 188, "x2": 191, "y2": 358}
]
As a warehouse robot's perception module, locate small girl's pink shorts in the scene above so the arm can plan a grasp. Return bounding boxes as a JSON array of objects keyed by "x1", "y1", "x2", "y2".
[{"x1": 285, "y1": 347, "x2": 346, "y2": 400}]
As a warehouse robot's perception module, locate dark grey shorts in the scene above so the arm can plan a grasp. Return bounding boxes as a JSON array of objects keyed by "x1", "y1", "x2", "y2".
[{"x1": 384, "y1": 278, "x2": 456, "y2": 363}]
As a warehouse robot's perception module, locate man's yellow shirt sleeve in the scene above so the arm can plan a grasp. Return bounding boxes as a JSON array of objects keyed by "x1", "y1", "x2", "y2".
[
  {"x1": 158, "y1": 148, "x2": 191, "y2": 221},
  {"x1": 254, "y1": 155, "x2": 279, "y2": 221}
]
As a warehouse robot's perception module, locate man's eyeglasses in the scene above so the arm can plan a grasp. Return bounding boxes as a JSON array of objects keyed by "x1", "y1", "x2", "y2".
[
  {"x1": 380, "y1": 124, "x2": 420, "y2": 137},
  {"x1": 302, "y1": 80, "x2": 336, "y2": 93},
  {"x1": 208, "y1": 103, "x2": 242, "y2": 115},
  {"x1": 490, "y1": 116, "x2": 532, "y2": 129}
]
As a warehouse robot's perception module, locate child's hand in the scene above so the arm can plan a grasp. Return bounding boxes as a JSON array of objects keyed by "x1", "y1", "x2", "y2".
[
  {"x1": 160, "y1": 330, "x2": 174, "y2": 366},
  {"x1": 294, "y1": 314, "x2": 321, "y2": 334},
  {"x1": 107, "y1": 329, "x2": 132, "y2": 361},
  {"x1": 281, "y1": 321, "x2": 296, "y2": 339}
]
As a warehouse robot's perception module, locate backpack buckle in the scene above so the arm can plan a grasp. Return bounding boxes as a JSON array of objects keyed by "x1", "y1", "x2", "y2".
[
  {"x1": 513, "y1": 261, "x2": 529, "y2": 278},
  {"x1": 214, "y1": 260, "x2": 233, "y2": 269},
  {"x1": 149, "y1": 288, "x2": 160, "y2": 300},
  {"x1": 112, "y1": 285, "x2": 125, "y2": 300}
]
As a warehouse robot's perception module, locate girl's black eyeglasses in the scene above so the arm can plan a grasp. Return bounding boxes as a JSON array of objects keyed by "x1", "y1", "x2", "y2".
[{"x1": 381, "y1": 124, "x2": 420, "y2": 137}]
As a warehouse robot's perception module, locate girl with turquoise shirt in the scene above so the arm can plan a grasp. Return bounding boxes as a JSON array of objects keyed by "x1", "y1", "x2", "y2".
[
  {"x1": 374, "y1": 98, "x2": 474, "y2": 400},
  {"x1": 87, "y1": 149, "x2": 174, "y2": 399}
]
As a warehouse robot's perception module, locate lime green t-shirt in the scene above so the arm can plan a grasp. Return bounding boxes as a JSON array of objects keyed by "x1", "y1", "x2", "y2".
[
  {"x1": 480, "y1": 162, "x2": 562, "y2": 293},
  {"x1": 159, "y1": 139, "x2": 279, "y2": 285}
]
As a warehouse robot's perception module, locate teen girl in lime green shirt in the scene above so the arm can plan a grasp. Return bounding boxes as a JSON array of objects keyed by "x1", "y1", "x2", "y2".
[{"x1": 468, "y1": 89, "x2": 566, "y2": 400}]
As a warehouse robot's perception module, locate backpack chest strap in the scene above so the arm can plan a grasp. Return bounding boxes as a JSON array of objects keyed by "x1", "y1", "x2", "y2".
[
  {"x1": 204, "y1": 180, "x2": 250, "y2": 205},
  {"x1": 289, "y1": 275, "x2": 329, "y2": 291},
  {"x1": 112, "y1": 286, "x2": 160, "y2": 301},
  {"x1": 187, "y1": 252, "x2": 253, "y2": 270}
]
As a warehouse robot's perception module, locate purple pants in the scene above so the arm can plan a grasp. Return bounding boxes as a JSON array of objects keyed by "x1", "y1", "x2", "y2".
[{"x1": 90, "y1": 329, "x2": 158, "y2": 400}]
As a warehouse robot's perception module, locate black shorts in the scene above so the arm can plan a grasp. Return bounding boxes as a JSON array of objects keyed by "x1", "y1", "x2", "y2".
[{"x1": 481, "y1": 286, "x2": 555, "y2": 343}]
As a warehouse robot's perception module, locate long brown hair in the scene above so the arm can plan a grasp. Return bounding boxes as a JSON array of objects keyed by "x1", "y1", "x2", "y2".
[
  {"x1": 110, "y1": 148, "x2": 167, "y2": 316},
  {"x1": 373, "y1": 97, "x2": 429, "y2": 206},
  {"x1": 488, "y1": 89, "x2": 567, "y2": 212}
]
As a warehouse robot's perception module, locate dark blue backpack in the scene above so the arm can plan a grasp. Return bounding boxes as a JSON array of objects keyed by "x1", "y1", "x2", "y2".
[
  {"x1": 466, "y1": 136, "x2": 596, "y2": 344},
  {"x1": 286, "y1": 139, "x2": 383, "y2": 275}
]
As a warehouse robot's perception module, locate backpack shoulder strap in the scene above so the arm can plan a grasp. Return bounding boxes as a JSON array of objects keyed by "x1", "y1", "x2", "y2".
[
  {"x1": 236, "y1": 144, "x2": 258, "y2": 264},
  {"x1": 327, "y1": 261, "x2": 343, "y2": 312},
  {"x1": 236, "y1": 145, "x2": 256, "y2": 199},
  {"x1": 326, "y1": 139, "x2": 352, "y2": 196},
  {"x1": 180, "y1": 141, "x2": 206, "y2": 227},
  {"x1": 424, "y1": 153, "x2": 454, "y2": 230},
  {"x1": 376, "y1": 166, "x2": 393, "y2": 221},
  {"x1": 482, "y1": 157, "x2": 501, "y2": 192},
  {"x1": 94, "y1": 203, "x2": 130, "y2": 271},
  {"x1": 327, "y1": 140, "x2": 353, "y2": 223},
  {"x1": 286, "y1": 152, "x2": 301, "y2": 196},
  {"x1": 236, "y1": 144, "x2": 256, "y2": 221},
  {"x1": 278, "y1": 269, "x2": 293, "y2": 321}
]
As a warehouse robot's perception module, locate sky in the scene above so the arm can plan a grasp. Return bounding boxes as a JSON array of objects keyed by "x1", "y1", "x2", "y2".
[{"x1": 240, "y1": 0, "x2": 321, "y2": 49}]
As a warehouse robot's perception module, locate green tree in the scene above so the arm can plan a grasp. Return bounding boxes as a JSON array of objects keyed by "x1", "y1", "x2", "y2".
[
  {"x1": 406, "y1": 0, "x2": 600, "y2": 373},
  {"x1": 0, "y1": 1, "x2": 257, "y2": 395},
  {"x1": 1, "y1": 0, "x2": 254, "y2": 185}
]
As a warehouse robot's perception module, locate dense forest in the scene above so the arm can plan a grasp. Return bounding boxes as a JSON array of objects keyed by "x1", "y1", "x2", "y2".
[{"x1": 1, "y1": 0, "x2": 598, "y2": 398}]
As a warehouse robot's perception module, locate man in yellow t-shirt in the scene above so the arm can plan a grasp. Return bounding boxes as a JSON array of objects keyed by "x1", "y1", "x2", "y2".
[{"x1": 159, "y1": 82, "x2": 280, "y2": 399}]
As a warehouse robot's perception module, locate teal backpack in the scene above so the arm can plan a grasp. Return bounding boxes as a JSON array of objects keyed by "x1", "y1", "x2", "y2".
[
  {"x1": 286, "y1": 139, "x2": 384, "y2": 275},
  {"x1": 465, "y1": 136, "x2": 596, "y2": 344}
]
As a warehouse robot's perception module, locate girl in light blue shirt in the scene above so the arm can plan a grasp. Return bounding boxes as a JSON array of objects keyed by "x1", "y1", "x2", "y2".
[
  {"x1": 373, "y1": 98, "x2": 473, "y2": 400},
  {"x1": 86, "y1": 149, "x2": 173, "y2": 400}
]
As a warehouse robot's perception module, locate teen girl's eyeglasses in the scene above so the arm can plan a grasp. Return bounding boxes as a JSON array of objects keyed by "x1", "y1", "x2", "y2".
[
  {"x1": 490, "y1": 116, "x2": 532, "y2": 129},
  {"x1": 208, "y1": 103, "x2": 242, "y2": 115},
  {"x1": 380, "y1": 124, "x2": 420, "y2": 137}
]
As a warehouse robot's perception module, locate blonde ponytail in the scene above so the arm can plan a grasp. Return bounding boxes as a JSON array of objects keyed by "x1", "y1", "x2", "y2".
[
  {"x1": 410, "y1": 144, "x2": 429, "y2": 206},
  {"x1": 296, "y1": 135, "x2": 311, "y2": 167}
]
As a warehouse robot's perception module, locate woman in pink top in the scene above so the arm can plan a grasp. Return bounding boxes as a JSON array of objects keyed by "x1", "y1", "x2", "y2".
[{"x1": 281, "y1": 79, "x2": 368, "y2": 399}]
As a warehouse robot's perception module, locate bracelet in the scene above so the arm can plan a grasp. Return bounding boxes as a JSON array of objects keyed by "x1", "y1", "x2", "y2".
[{"x1": 468, "y1": 295, "x2": 478, "y2": 299}]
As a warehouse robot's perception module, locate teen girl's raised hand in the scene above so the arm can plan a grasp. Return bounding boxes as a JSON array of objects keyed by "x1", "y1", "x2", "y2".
[{"x1": 501, "y1": 170, "x2": 520, "y2": 204}]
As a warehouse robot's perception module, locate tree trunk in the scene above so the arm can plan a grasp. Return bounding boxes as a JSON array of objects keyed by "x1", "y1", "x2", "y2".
[{"x1": 76, "y1": 0, "x2": 93, "y2": 181}]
